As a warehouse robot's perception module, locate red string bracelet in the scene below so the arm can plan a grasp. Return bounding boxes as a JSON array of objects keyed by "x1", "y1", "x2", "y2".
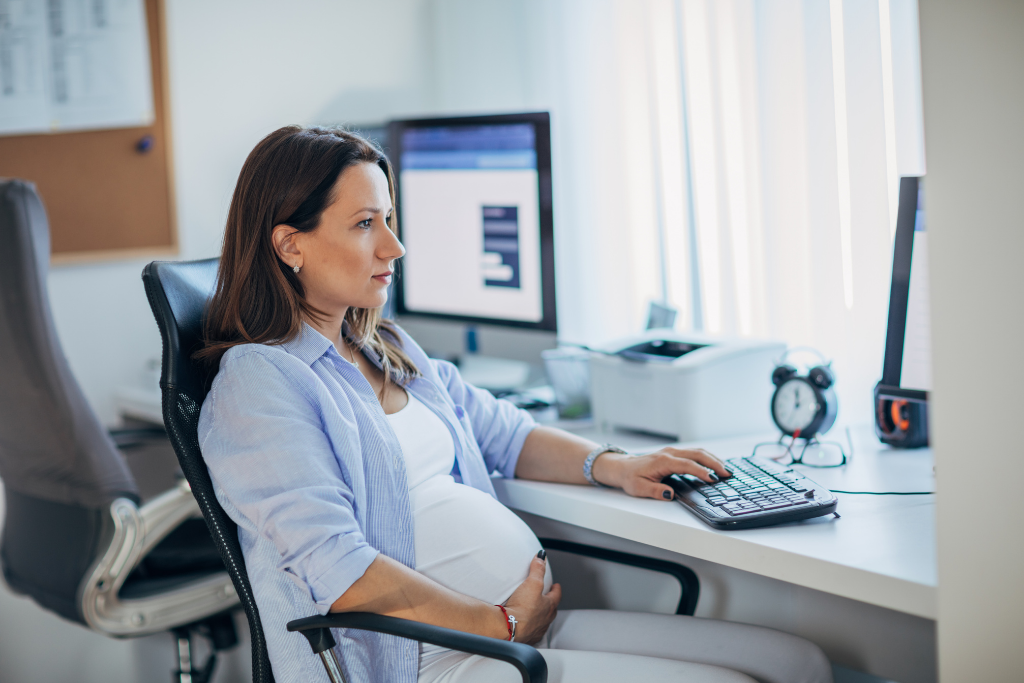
[{"x1": 495, "y1": 604, "x2": 516, "y2": 641}]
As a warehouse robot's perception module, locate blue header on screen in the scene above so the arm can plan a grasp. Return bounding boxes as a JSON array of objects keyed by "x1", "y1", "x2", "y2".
[{"x1": 401, "y1": 123, "x2": 537, "y2": 170}]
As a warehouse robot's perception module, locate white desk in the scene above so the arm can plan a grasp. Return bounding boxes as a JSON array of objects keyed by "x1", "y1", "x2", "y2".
[
  {"x1": 115, "y1": 386, "x2": 164, "y2": 424},
  {"x1": 494, "y1": 424, "x2": 936, "y2": 620}
]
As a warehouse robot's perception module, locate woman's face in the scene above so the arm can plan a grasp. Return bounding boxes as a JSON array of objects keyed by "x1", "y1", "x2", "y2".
[{"x1": 278, "y1": 162, "x2": 404, "y2": 317}]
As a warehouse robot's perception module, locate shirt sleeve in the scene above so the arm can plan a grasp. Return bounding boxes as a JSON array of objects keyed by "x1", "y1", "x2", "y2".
[
  {"x1": 431, "y1": 358, "x2": 538, "y2": 479},
  {"x1": 199, "y1": 349, "x2": 378, "y2": 613}
]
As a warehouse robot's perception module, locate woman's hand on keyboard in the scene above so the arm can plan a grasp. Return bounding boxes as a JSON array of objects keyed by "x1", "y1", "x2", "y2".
[
  {"x1": 504, "y1": 552, "x2": 562, "y2": 645},
  {"x1": 592, "y1": 447, "x2": 731, "y2": 501}
]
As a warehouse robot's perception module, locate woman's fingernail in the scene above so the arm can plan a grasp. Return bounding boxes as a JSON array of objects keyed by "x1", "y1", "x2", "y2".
[
  {"x1": 662, "y1": 490, "x2": 672, "y2": 500},
  {"x1": 708, "y1": 471, "x2": 720, "y2": 482},
  {"x1": 537, "y1": 549, "x2": 547, "y2": 560}
]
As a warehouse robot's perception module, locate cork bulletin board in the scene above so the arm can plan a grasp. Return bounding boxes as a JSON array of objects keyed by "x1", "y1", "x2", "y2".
[{"x1": 0, "y1": 0, "x2": 177, "y2": 263}]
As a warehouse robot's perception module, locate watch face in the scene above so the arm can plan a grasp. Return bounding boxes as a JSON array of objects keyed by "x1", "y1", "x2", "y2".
[{"x1": 773, "y1": 378, "x2": 820, "y2": 434}]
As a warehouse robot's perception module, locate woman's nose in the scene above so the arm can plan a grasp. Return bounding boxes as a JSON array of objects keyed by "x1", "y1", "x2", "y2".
[{"x1": 380, "y1": 229, "x2": 406, "y2": 260}]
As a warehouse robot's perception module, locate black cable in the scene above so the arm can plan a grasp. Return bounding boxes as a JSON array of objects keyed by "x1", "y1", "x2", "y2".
[{"x1": 829, "y1": 489, "x2": 933, "y2": 495}]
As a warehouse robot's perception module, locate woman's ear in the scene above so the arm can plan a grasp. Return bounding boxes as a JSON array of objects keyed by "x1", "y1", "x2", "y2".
[{"x1": 272, "y1": 224, "x2": 302, "y2": 269}]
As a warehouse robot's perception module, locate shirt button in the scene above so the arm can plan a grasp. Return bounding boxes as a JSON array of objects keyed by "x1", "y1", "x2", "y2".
[{"x1": 454, "y1": 406, "x2": 465, "y2": 419}]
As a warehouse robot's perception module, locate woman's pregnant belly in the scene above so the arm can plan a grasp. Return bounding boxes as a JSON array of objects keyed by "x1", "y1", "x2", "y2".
[{"x1": 411, "y1": 474, "x2": 554, "y2": 607}]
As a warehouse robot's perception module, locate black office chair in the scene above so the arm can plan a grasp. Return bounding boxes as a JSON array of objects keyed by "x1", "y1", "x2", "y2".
[
  {"x1": 143, "y1": 257, "x2": 701, "y2": 683},
  {"x1": 0, "y1": 180, "x2": 239, "y2": 683}
]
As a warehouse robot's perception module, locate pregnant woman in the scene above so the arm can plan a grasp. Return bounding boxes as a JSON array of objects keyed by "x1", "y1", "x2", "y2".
[{"x1": 197, "y1": 126, "x2": 832, "y2": 683}]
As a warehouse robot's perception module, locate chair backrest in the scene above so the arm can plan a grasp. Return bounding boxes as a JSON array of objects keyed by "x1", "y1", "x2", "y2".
[
  {"x1": 142, "y1": 259, "x2": 275, "y2": 683},
  {"x1": 0, "y1": 179, "x2": 137, "y2": 507},
  {"x1": 0, "y1": 179, "x2": 138, "y2": 622}
]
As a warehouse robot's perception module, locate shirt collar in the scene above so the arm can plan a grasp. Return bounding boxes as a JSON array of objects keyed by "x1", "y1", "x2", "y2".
[
  {"x1": 279, "y1": 320, "x2": 385, "y2": 370},
  {"x1": 279, "y1": 322, "x2": 334, "y2": 366}
]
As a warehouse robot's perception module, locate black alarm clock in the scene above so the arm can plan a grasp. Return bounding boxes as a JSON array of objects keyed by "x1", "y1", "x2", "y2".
[{"x1": 770, "y1": 349, "x2": 838, "y2": 438}]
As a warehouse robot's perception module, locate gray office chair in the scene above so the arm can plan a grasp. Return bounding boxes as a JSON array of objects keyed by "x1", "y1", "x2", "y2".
[
  {"x1": 143, "y1": 257, "x2": 701, "y2": 683},
  {"x1": 0, "y1": 180, "x2": 240, "y2": 683}
]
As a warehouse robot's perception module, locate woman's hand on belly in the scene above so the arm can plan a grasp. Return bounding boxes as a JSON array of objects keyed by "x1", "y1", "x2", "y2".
[
  {"x1": 503, "y1": 551, "x2": 562, "y2": 645},
  {"x1": 329, "y1": 551, "x2": 558, "y2": 643}
]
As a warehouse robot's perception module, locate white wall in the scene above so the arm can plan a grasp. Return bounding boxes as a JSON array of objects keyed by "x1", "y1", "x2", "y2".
[{"x1": 918, "y1": 0, "x2": 1024, "y2": 680}]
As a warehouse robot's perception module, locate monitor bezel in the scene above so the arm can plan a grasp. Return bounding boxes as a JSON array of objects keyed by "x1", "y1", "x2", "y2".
[{"x1": 387, "y1": 112, "x2": 557, "y2": 333}]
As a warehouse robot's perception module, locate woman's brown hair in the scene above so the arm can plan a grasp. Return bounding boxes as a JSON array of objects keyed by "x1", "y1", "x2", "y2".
[{"x1": 199, "y1": 125, "x2": 419, "y2": 389}]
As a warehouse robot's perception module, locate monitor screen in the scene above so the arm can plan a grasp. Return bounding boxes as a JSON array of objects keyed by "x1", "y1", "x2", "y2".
[
  {"x1": 900, "y1": 182, "x2": 931, "y2": 392},
  {"x1": 389, "y1": 113, "x2": 556, "y2": 331}
]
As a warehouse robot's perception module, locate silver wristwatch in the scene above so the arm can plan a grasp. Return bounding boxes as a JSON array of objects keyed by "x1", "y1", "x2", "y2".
[{"x1": 583, "y1": 444, "x2": 627, "y2": 487}]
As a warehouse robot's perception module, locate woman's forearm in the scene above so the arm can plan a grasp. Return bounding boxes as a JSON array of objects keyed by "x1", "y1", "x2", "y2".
[
  {"x1": 514, "y1": 426, "x2": 728, "y2": 494},
  {"x1": 329, "y1": 554, "x2": 508, "y2": 639},
  {"x1": 514, "y1": 426, "x2": 618, "y2": 485}
]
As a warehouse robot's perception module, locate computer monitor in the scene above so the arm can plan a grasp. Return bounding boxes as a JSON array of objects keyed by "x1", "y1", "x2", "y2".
[
  {"x1": 388, "y1": 112, "x2": 557, "y2": 332},
  {"x1": 881, "y1": 176, "x2": 931, "y2": 397}
]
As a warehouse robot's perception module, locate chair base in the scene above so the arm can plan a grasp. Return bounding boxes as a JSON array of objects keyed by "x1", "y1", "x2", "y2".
[{"x1": 172, "y1": 612, "x2": 239, "y2": 683}]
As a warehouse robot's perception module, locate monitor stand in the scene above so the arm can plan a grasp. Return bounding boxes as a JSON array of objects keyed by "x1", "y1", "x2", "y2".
[{"x1": 458, "y1": 355, "x2": 531, "y2": 393}]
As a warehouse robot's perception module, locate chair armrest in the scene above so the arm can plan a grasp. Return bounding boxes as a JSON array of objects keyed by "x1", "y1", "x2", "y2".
[
  {"x1": 538, "y1": 538, "x2": 700, "y2": 615},
  {"x1": 80, "y1": 482, "x2": 238, "y2": 636},
  {"x1": 287, "y1": 612, "x2": 547, "y2": 683}
]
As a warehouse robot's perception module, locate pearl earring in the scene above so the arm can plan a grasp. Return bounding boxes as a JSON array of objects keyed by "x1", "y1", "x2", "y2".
[{"x1": 292, "y1": 265, "x2": 301, "y2": 274}]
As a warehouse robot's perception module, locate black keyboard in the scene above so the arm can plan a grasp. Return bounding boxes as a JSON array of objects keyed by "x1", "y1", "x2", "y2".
[{"x1": 663, "y1": 456, "x2": 838, "y2": 530}]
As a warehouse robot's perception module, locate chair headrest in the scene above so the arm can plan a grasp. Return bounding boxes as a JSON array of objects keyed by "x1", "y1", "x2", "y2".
[{"x1": 142, "y1": 259, "x2": 220, "y2": 404}]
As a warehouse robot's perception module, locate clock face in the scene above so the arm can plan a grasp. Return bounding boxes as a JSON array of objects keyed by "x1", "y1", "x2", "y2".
[{"x1": 773, "y1": 378, "x2": 820, "y2": 434}]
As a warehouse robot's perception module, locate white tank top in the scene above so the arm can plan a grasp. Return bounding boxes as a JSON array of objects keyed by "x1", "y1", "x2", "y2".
[{"x1": 386, "y1": 394, "x2": 552, "y2": 661}]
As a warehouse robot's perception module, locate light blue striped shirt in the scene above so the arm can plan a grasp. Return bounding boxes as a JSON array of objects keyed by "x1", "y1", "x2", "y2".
[{"x1": 198, "y1": 323, "x2": 537, "y2": 683}]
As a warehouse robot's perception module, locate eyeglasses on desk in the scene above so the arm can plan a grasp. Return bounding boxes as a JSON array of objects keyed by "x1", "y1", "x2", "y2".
[{"x1": 752, "y1": 428, "x2": 853, "y2": 469}]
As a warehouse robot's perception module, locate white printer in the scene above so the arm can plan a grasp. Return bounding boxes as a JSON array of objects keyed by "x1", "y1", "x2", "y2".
[{"x1": 589, "y1": 331, "x2": 785, "y2": 442}]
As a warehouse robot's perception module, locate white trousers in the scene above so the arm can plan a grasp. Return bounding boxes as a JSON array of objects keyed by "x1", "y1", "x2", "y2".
[{"x1": 419, "y1": 610, "x2": 834, "y2": 683}]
